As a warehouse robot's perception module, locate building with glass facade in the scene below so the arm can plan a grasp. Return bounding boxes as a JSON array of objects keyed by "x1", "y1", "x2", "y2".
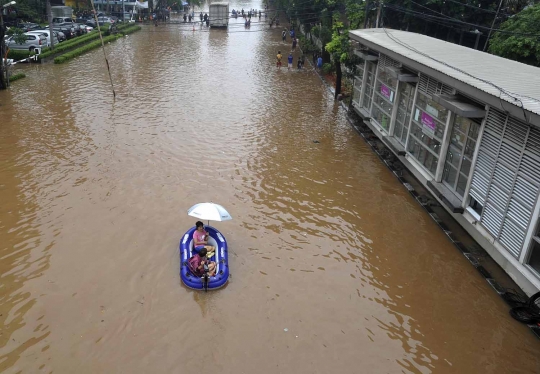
[{"x1": 349, "y1": 28, "x2": 540, "y2": 296}]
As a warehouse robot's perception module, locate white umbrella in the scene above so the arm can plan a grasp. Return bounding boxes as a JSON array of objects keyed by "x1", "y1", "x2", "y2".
[{"x1": 187, "y1": 202, "x2": 233, "y2": 224}]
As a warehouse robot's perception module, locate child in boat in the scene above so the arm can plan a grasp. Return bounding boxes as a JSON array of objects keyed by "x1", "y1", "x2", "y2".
[
  {"x1": 189, "y1": 248, "x2": 216, "y2": 277},
  {"x1": 193, "y1": 221, "x2": 215, "y2": 255}
]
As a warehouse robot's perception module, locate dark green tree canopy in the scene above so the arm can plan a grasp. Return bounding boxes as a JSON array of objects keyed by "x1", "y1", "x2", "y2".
[{"x1": 488, "y1": 4, "x2": 540, "y2": 66}]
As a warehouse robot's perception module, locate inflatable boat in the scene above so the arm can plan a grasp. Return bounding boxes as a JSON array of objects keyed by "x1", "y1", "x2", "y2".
[{"x1": 179, "y1": 225, "x2": 229, "y2": 290}]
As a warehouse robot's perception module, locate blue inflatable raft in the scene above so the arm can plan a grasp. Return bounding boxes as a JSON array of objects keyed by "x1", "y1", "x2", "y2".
[{"x1": 179, "y1": 225, "x2": 229, "y2": 290}]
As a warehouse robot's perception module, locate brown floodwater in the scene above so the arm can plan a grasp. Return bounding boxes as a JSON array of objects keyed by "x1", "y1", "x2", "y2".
[{"x1": 1, "y1": 6, "x2": 539, "y2": 373}]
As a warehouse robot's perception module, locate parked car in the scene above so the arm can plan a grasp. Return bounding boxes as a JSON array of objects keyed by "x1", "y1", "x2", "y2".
[
  {"x1": 6, "y1": 32, "x2": 47, "y2": 51},
  {"x1": 111, "y1": 12, "x2": 131, "y2": 22},
  {"x1": 55, "y1": 30, "x2": 66, "y2": 42},
  {"x1": 84, "y1": 19, "x2": 97, "y2": 27},
  {"x1": 15, "y1": 22, "x2": 40, "y2": 32},
  {"x1": 52, "y1": 17, "x2": 74, "y2": 24},
  {"x1": 51, "y1": 25, "x2": 76, "y2": 40},
  {"x1": 68, "y1": 22, "x2": 84, "y2": 36},
  {"x1": 27, "y1": 30, "x2": 60, "y2": 47},
  {"x1": 73, "y1": 23, "x2": 90, "y2": 34},
  {"x1": 97, "y1": 16, "x2": 115, "y2": 24}
]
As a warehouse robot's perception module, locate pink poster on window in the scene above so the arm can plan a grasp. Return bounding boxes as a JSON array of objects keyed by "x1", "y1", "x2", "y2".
[
  {"x1": 380, "y1": 84, "x2": 391, "y2": 99},
  {"x1": 421, "y1": 112, "x2": 436, "y2": 138}
]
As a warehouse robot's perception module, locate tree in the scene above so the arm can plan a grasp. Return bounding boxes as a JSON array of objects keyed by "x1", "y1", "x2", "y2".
[
  {"x1": 488, "y1": 3, "x2": 540, "y2": 66},
  {"x1": 325, "y1": 19, "x2": 350, "y2": 99}
]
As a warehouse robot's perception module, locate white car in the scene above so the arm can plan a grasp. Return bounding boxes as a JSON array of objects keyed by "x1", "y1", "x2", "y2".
[
  {"x1": 27, "y1": 30, "x2": 60, "y2": 47},
  {"x1": 6, "y1": 32, "x2": 47, "y2": 51}
]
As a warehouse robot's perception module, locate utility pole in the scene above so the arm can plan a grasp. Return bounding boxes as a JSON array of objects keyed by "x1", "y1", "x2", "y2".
[
  {"x1": 47, "y1": 0, "x2": 54, "y2": 50},
  {"x1": 363, "y1": 0, "x2": 370, "y2": 29},
  {"x1": 483, "y1": 0, "x2": 504, "y2": 51},
  {"x1": 0, "y1": 6, "x2": 5, "y2": 89},
  {"x1": 375, "y1": 1, "x2": 382, "y2": 28},
  {"x1": 1, "y1": 1, "x2": 16, "y2": 90}
]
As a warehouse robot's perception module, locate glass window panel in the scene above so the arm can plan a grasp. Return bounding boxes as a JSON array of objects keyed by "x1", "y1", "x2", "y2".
[
  {"x1": 375, "y1": 80, "x2": 396, "y2": 104},
  {"x1": 410, "y1": 123, "x2": 442, "y2": 154},
  {"x1": 464, "y1": 138, "x2": 476, "y2": 158},
  {"x1": 396, "y1": 107, "x2": 407, "y2": 125},
  {"x1": 443, "y1": 164, "x2": 458, "y2": 187},
  {"x1": 407, "y1": 137, "x2": 439, "y2": 175},
  {"x1": 395, "y1": 121, "x2": 404, "y2": 141},
  {"x1": 442, "y1": 115, "x2": 481, "y2": 197},
  {"x1": 353, "y1": 88, "x2": 361, "y2": 105},
  {"x1": 450, "y1": 129, "x2": 466, "y2": 151},
  {"x1": 446, "y1": 145, "x2": 462, "y2": 168},
  {"x1": 416, "y1": 92, "x2": 449, "y2": 123},
  {"x1": 372, "y1": 93, "x2": 393, "y2": 114},
  {"x1": 452, "y1": 115, "x2": 470, "y2": 135},
  {"x1": 528, "y1": 240, "x2": 540, "y2": 274},
  {"x1": 376, "y1": 69, "x2": 398, "y2": 90},
  {"x1": 354, "y1": 77, "x2": 363, "y2": 89},
  {"x1": 456, "y1": 174, "x2": 468, "y2": 196},
  {"x1": 372, "y1": 105, "x2": 391, "y2": 131},
  {"x1": 469, "y1": 196, "x2": 483, "y2": 215},
  {"x1": 461, "y1": 156, "x2": 472, "y2": 176},
  {"x1": 411, "y1": 107, "x2": 445, "y2": 142},
  {"x1": 468, "y1": 121, "x2": 480, "y2": 139},
  {"x1": 399, "y1": 118, "x2": 409, "y2": 144},
  {"x1": 362, "y1": 86, "x2": 373, "y2": 109}
]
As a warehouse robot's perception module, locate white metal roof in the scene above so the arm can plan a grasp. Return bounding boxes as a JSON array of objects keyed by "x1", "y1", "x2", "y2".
[{"x1": 349, "y1": 28, "x2": 540, "y2": 120}]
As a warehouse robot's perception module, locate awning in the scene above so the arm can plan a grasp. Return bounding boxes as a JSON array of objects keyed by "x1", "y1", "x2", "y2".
[{"x1": 432, "y1": 94, "x2": 486, "y2": 118}]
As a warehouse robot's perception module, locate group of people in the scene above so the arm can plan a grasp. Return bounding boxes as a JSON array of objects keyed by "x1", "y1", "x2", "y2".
[
  {"x1": 188, "y1": 221, "x2": 217, "y2": 277},
  {"x1": 282, "y1": 30, "x2": 298, "y2": 51},
  {"x1": 275, "y1": 27, "x2": 303, "y2": 70},
  {"x1": 276, "y1": 51, "x2": 305, "y2": 70},
  {"x1": 183, "y1": 11, "x2": 209, "y2": 26},
  {"x1": 232, "y1": 8, "x2": 262, "y2": 18}
]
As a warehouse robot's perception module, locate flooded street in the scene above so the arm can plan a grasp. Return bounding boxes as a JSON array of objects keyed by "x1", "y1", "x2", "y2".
[{"x1": 1, "y1": 4, "x2": 540, "y2": 373}]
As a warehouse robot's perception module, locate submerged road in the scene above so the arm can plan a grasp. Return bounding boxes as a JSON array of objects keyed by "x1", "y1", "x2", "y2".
[{"x1": 0, "y1": 4, "x2": 539, "y2": 373}]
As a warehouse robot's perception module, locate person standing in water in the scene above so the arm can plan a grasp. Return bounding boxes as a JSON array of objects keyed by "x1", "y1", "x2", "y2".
[
  {"x1": 276, "y1": 50, "x2": 283, "y2": 69},
  {"x1": 287, "y1": 52, "x2": 293, "y2": 70}
]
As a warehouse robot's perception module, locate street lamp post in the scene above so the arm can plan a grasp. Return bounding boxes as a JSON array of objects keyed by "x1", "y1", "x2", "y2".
[{"x1": 1, "y1": 1, "x2": 17, "y2": 89}]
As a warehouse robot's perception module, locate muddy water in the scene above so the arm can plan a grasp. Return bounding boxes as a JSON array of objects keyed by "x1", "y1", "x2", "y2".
[{"x1": 1, "y1": 7, "x2": 539, "y2": 374}]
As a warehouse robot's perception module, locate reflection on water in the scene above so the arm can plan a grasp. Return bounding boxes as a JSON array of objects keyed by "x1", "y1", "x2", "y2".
[{"x1": 0, "y1": 6, "x2": 539, "y2": 373}]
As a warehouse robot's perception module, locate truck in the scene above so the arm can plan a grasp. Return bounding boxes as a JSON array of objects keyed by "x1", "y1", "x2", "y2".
[
  {"x1": 51, "y1": 6, "x2": 73, "y2": 19},
  {"x1": 209, "y1": 2, "x2": 229, "y2": 28}
]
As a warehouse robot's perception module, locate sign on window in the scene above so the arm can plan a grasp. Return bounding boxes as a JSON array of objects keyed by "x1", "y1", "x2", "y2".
[{"x1": 421, "y1": 112, "x2": 436, "y2": 138}]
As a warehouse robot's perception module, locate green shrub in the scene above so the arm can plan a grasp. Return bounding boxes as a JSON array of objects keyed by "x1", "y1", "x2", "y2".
[
  {"x1": 119, "y1": 25, "x2": 141, "y2": 35},
  {"x1": 117, "y1": 22, "x2": 134, "y2": 31},
  {"x1": 9, "y1": 72, "x2": 26, "y2": 82},
  {"x1": 98, "y1": 24, "x2": 112, "y2": 34},
  {"x1": 7, "y1": 49, "x2": 34, "y2": 60},
  {"x1": 40, "y1": 31, "x2": 101, "y2": 60},
  {"x1": 322, "y1": 62, "x2": 334, "y2": 74},
  {"x1": 54, "y1": 34, "x2": 122, "y2": 64}
]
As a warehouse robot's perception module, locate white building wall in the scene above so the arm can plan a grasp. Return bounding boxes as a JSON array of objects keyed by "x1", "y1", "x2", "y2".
[{"x1": 351, "y1": 49, "x2": 540, "y2": 295}]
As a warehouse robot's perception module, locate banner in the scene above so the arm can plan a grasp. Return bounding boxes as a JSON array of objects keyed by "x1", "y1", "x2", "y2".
[{"x1": 135, "y1": 1, "x2": 148, "y2": 8}]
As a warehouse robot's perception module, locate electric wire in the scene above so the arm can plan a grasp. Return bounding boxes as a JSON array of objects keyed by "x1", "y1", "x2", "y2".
[{"x1": 379, "y1": 20, "x2": 539, "y2": 121}]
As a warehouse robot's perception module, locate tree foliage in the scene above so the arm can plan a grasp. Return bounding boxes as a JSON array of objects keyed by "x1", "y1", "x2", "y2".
[
  {"x1": 488, "y1": 4, "x2": 540, "y2": 66},
  {"x1": 7, "y1": 27, "x2": 28, "y2": 45}
]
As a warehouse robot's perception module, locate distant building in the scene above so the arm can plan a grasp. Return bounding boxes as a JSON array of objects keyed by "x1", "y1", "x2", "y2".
[{"x1": 348, "y1": 28, "x2": 540, "y2": 295}]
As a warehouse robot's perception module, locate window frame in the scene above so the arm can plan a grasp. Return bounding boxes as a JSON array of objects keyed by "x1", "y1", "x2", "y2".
[{"x1": 442, "y1": 117, "x2": 481, "y2": 198}]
